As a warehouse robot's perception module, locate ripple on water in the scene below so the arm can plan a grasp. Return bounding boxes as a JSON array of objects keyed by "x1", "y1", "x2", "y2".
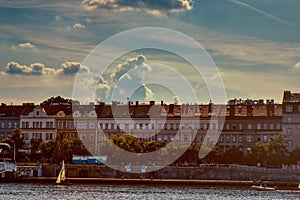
[{"x1": 0, "y1": 183, "x2": 299, "y2": 200}]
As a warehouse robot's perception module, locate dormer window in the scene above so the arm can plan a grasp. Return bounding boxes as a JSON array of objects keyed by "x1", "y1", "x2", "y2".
[{"x1": 36, "y1": 111, "x2": 40, "y2": 116}]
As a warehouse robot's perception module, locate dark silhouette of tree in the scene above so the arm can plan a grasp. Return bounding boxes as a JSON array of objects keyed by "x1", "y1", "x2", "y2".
[
  {"x1": 40, "y1": 96, "x2": 72, "y2": 106},
  {"x1": 265, "y1": 134, "x2": 289, "y2": 167},
  {"x1": 220, "y1": 146, "x2": 245, "y2": 164},
  {"x1": 290, "y1": 148, "x2": 300, "y2": 164}
]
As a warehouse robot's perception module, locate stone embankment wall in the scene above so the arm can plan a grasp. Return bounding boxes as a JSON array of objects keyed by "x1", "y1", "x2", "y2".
[{"x1": 41, "y1": 163, "x2": 300, "y2": 182}]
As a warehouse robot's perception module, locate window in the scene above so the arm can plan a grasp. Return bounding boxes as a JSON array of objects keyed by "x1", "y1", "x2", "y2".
[
  {"x1": 67, "y1": 121, "x2": 74, "y2": 129},
  {"x1": 98, "y1": 123, "x2": 103, "y2": 129},
  {"x1": 247, "y1": 136, "x2": 252, "y2": 143},
  {"x1": 247, "y1": 124, "x2": 252, "y2": 129},
  {"x1": 14, "y1": 122, "x2": 17, "y2": 128},
  {"x1": 1, "y1": 123, "x2": 4, "y2": 128},
  {"x1": 214, "y1": 123, "x2": 218, "y2": 130},
  {"x1": 239, "y1": 136, "x2": 243, "y2": 143},
  {"x1": 90, "y1": 134, "x2": 94, "y2": 140},
  {"x1": 287, "y1": 128, "x2": 291, "y2": 135},
  {"x1": 125, "y1": 124, "x2": 129, "y2": 130},
  {"x1": 8, "y1": 122, "x2": 11, "y2": 129},
  {"x1": 183, "y1": 135, "x2": 189, "y2": 142},
  {"x1": 270, "y1": 124, "x2": 274, "y2": 129},
  {"x1": 77, "y1": 121, "x2": 86, "y2": 129},
  {"x1": 58, "y1": 122, "x2": 63, "y2": 129},
  {"x1": 298, "y1": 105, "x2": 300, "y2": 112},
  {"x1": 232, "y1": 124, "x2": 236, "y2": 130},
  {"x1": 98, "y1": 134, "x2": 103, "y2": 142},
  {"x1": 264, "y1": 123, "x2": 268, "y2": 129},
  {"x1": 276, "y1": 124, "x2": 281, "y2": 129},
  {"x1": 164, "y1": 123, "x2": 168, "y2": 130},
  {"x1": 89, "y1": 121, "x2": 96, "y2": 129},
  {"x1": 263, "y1": 135, "x2": 268, "y2": 143},
  {"x1": 257, "y1": 124, "x2": 261, "y2": 130},
  {"x1": 111, "y1": 123, "x2": 114, "y2": 130},
  {"x1": 220, "y1": 136, "x2": 223, "y2": 142},
  {"x1": 239, "y1": 123, "x2": 243, "y2": 130},
  {"x1": 226, "y1": 124, "x2": 229, "y2": 130},
  {"x1": 232, "y1": 136, "x2": 236, "y2": 143},
  {"x1": 226, "y1": 136, "x2": 230, "y2": 143},
  {"x1": 286, "y1": 105, "x2": 293, "y2": 112}
]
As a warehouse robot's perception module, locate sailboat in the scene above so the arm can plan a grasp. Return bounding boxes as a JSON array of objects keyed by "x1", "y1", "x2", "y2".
[{"x1": 56, "y1": 160, "x2": 66, "y2": 185}]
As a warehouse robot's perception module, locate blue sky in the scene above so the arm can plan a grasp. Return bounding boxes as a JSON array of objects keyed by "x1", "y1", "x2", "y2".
[{"x1": 0, "y1": 0, "x2": 299, "y2": 104}]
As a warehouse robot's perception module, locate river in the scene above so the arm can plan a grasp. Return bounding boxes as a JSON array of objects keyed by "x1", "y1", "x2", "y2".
[{"x1": 0, "y1": 183, "x2": 299, "y2": 199}]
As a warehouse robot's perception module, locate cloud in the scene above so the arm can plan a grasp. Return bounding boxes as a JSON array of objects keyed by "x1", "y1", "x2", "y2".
[
  {"x1": 111, "y1": 54, "x2": 149, "y2": 82},
  {"x1": 2, "y1": 61, "x2": 91, "y2": 76},
  {"x1": 94, "y1": 54, "x2": 153, "y2": 102},
  {"x1": 294, "y1": 62, "x2": 300, "y2": 69},
  {"x1": 11, "y1": 42, "x2": 37, "y2": 50},
  {"x1": 61, "y1": 61, "x2": 90, "y2": 75},
  {"x1": 73, "y1": 23, "x2": 86, "y2": 29},
  {"x1": 81, "y1": 0, "x2": 193, "y2": 16},
  {"x1": 4, "y1": 62, "x2": 55, "y2": 76}
]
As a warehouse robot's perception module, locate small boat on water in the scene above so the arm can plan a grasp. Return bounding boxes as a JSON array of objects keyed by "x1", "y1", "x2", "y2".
[
  {"x1": 56, "y1": 160, "x2": 66, "y2": 185},
  {"x1": 251, "y1": 184, "x2": 276, "y2": 191}
]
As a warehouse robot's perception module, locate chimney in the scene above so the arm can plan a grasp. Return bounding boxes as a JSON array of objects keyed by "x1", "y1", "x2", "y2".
[
  {"x1": 150, "y1": 101, "x2": 155, "y2": 106},
  {"x1": 136, "y1": 101, "x2": 139, "y2": 106},
  {"x1": 161, "y1": 101, "x2": 164, "y2": 106},
  {"x1": 168, "y1": 104, "x2": 175, "y2": 113}
]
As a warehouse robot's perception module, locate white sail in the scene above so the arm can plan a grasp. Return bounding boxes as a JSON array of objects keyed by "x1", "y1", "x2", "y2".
[{"x1": 56, "y1": 160, "x2": 65, "y2": 184}]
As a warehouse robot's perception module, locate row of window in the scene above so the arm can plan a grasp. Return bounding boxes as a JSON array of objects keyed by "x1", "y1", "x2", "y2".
[
  {"x1": 23, "y1": 132, "x2": 54, "y2": 140},
  {"x1": 1, "y1": 122, "x2": 18, "y2": 129},
  {"x1": 285, "y1": 105, "x2": 300, "y2": 113},
  {"x1": 21, "y1": 121, "x2": 54, "y2": 129},
  {"x1": 224, "y1": 123, "x2": 281, "y2": 130},
  {"x1": 219, "y1": 135, "x2": 270, "y2": 143}
]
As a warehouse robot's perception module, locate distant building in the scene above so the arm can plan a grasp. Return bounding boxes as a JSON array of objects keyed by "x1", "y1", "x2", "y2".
[
  {"x1": 3, "y1": 90, "x2": 300, "y2": 156},
  {"x1": 0, "y1": 103, "x2": 34, "y2": 140},
  {"x1": 282, "y1": 90, "x2": 300, "y2": 150}
]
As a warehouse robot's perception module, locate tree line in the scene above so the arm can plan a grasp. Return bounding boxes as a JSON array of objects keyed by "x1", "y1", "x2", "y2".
[{"x1": 1, "y1": 129, "x2": 300, "y2": 168}]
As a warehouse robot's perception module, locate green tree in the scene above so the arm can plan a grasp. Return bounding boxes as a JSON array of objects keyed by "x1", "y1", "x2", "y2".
[
  {"x1": 265, "y1": 134, "x2": 289, "y2": 167},
  {"x1": 246, "y1": 142, "x2": 267, "y2": 166},
  {"x1": 220, "y1": 146, "x2": 245, "y2": 164}
]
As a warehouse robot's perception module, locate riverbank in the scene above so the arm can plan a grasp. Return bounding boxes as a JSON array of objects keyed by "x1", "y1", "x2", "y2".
[{"x1": 17, "y1": 177, "x2": 299, "y2": 190}]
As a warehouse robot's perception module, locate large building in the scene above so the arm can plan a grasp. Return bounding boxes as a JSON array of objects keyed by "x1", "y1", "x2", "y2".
[{"x1": 2, "y1": 91, "x2": 300, "y2": 156}]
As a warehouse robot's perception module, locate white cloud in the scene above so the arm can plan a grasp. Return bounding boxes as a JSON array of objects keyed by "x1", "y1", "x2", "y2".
[
  {"x1": 2, "y1": 61, "x2": 91, "y2": 76},
  {"x1": 73, "y1": 23, "x2": 86, "y2": 29},
  {"x1": 11, "y1": 42, "x2": 37, "y2": 50},
  {"x1": 81, "y1": 0, "x2": 193, "y2": 16},
  {"x1": 294, "y1": 62, "x2": 300, "y2": 69}
]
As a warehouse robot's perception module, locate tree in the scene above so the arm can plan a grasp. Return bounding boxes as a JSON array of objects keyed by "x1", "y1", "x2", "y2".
[
  {"x1": 290, "y1": 148, "x2": 300, "y2": 164},
  {"x1": 41, "y1": 96, "x2": 72, "y2": 106},
  {"x1": 247, "y1": 142, "x2": 267, "y2": 166},
  {"x1": 220, "y1": 146, "x2": 245, "y2": 164},
  {"x1": 265, "y1": 134, "x2": 289, "y2": 167}
]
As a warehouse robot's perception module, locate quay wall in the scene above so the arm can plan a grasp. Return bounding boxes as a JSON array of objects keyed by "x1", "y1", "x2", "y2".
[{"x1": 39, "y1": 164, "x2": 300, "y2": 182}]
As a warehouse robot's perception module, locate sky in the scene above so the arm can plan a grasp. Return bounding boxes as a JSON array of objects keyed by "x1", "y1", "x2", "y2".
[{"x1": 0, "y1": 0, "x2": 299, "y2": 105}]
